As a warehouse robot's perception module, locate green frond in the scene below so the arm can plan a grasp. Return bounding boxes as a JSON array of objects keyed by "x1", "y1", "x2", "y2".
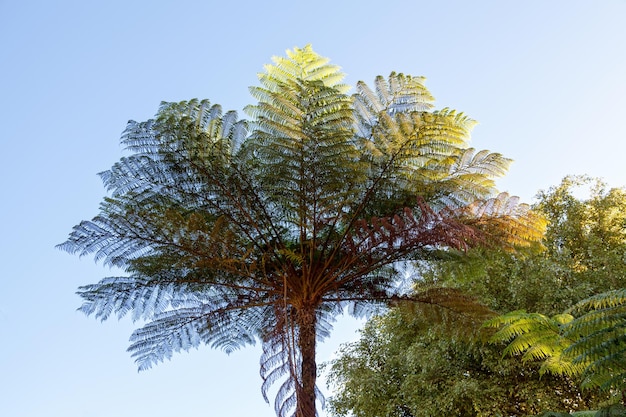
[
  {"x1": 557, "y1": 290, "x2": 626, "y2": 391},
  {"x1": 245, "y1": 50, "x2": 364, "y2": 236},
  {"x1": 570, "y1": 289, "x2": 626, "y2": 313},
  {"x1": 434, "y1": 107, "x2": 477, "y2": 130},
  {"x1": 541, "y1": 353, "x2": 587, "y2": 377},
  {"x1": 488, "y1": 312, "x2": 555, "y2": 341},
  {"x1": 489, "y1": 289, "x2": 626, "y2": 390},
  {"x1": 486, "y1": 311, "x2": 579, "y2": 376},
  {"x1": 592, "y1": 404, "x2": 626, "y2": 417}
]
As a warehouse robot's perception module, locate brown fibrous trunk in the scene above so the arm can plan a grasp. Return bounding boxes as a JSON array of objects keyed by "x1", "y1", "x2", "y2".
[{"x1": 296, "y1": 305, "x2": 317, "y2": 417}]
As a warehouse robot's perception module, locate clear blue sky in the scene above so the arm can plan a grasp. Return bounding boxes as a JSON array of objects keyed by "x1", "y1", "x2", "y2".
[{"x1": 1, "y1": 1, "x2": 625, "y2": 416}]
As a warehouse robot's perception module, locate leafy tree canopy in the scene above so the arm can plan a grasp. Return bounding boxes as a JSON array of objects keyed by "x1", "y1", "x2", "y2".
[
  {"x1": 418, "y1": 176, "x2": 626, "y2": 315},
  {"x1": 59, "y1": 45, "x2": 542, "y2": 417},
  {"x1": 485, "y1": 178, "x2": 626, "y2": 413},
  {"x1": 325, "y1": 304, "x2": 596, "y2": 417},
  {"x1": 327, "y1": 177, "x2": 626, "y2": 416}
]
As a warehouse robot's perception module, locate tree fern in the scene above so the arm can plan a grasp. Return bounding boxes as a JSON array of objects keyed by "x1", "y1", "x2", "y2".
[{"x1": 59, "y1": 45, "x2": 543, "y2": 417}]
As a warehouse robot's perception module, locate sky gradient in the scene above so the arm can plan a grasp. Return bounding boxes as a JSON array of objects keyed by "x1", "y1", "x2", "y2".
[{"x1": 1, "y1": 1, "x2": 625, "y2": 416}]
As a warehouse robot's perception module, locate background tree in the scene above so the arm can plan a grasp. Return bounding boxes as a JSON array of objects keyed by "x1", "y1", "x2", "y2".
[
  {"x1": 419, "y1": 176, "x2": 626, "y2": 315},
  {"x1": 484, "y1": 178, "x2": 626, "y2": 415},
  {"x1": 326, "y1": 177, "x2": 626, "y2": 416},
  {"x1": 59, "y1": 46, "x2": 541, "y2": 417},
  {"x1": 325, "y1": 303, "x2": 596, "y2": 417}
]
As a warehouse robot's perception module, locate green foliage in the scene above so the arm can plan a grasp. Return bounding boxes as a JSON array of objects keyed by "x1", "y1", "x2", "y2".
[
  {"x1": 485, "y1": 311, "x2": 584, "y2": 378},
  {"x1": 537, "y1": 411, "x2": 599, "y2": 417},
  {"x1": 568, "y1": 290, "x2": 626, "y2": 391},
  {"x1": 326, "y1": 304, "x2": 596, "y2": 417},
  {"x1": 327, "y1": 176, "x2": 626, "y2": 416},
  {"x1": 419, "y1": 176, "x2": 626, "y2": 316},
  {"x1": 483, "y1": 178, "x2": 626, "y2": 414},
  {"x1": 488, "y1": 289, "x2": 626, "y2": 397},
  {"x1": 59, "y1": 45, "x2": 541, "y2": 417}
]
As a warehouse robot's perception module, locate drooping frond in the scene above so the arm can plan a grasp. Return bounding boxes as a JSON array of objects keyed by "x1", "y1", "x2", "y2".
[
  {"x1": 76, "y1": 270, "x2": 275, "y2": 371},
  {"x1": 260, "y1": 309, "x2": 329, "y2": 417},
  {"x1": 127, "y1": 299, "x2": 268, "y2": 370},
  {"x1": 261, "y1": 329, "x2": 298, "y2": 417},
  {"x1": 397, "y1": 287, "x2": 496, "y2": 339},
  {"x1": 76, "y1": 276, "x2": 185, "y2": 322}
]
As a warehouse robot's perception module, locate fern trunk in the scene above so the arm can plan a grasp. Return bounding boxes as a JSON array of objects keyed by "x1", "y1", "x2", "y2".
[{"x1": 296, "y1": 304, "x2": 317, "y2": 417}]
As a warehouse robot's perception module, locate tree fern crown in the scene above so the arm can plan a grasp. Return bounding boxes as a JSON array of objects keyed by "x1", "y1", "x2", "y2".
[{"x1": 59, "y1": 45, "x2": 543, "y2": 417}]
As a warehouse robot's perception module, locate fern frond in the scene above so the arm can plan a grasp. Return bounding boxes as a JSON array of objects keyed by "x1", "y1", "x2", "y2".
[
  {"x1": 489, "y1": 289, "x2": 626, "y2": 393},
  {"x1": 570, "y1": 289, "x2": 626, "y2": 313},
  {"x1": 259, "y1": 308, "x2": 330, "y2": 417},
  {"x1": 375, "y1": 72, "x2": 434, "y2": 114},
  {"x1": 396, "y1": 287, "x2": 495, "y2": 340},
  {"x1": 561, "y1": 290, "x2": 626, "y2": 391},
  {"x1": 76, "y1": 276, "x2": 183, "y2": 322},
  {"x1": 353, "y1": 72, "x2": 434, "y2": 146},
  {"x1": 57, "y1": 198, "x2": 158, "y2": 268},
  {"x1": 128, "y1": 307, "x2": 207, "y2": 370},
  {"x1": 485, "y1": 310, "x2": 579, "y2": 375},
  {"x1": 436, "y1": 148, "x2": 512, "y2": 205},
  {"x1": 261, "y1": 329, "x2": 299, "y2": 417},
  {"x1": 128, "y1": 302, "x2": 265, "y2": 370},
  {"x1": 260, "y1": 44, "x2": 348, "y2": 92},
  {"x1": 457, "y1": 192, "x2": 547, "y2": 248}
]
